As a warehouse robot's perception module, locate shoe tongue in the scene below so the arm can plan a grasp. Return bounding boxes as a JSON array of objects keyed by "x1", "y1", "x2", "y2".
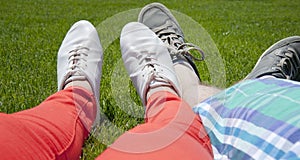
[
  {"x1": 72, "y1": 72, "x2": 81, "y2": 76},
  {"x1": 149, "y1": 78, "x2": 171, "y2": 89},
  {"x1": 68, "y1": 71, "x2": 86, "y2": 80}
]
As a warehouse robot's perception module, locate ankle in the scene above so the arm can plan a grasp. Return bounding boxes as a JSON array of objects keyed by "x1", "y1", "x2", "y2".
[
  {"x1": 173, "y1": 60, "x2": 193, "y2": 70},
  {"x1": 147, "y1": 86, "x2": 178, "y2": 100},
  {"x1": 64, "y1": 80, "x2": 93, "y2": 93}
]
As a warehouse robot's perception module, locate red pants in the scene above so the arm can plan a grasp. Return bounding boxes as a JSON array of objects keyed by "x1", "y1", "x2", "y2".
[{"x1": 0, "y1": 87, "x2": 212, "y2": 159}]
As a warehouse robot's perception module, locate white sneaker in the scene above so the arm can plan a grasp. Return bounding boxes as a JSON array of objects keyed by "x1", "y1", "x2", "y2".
[
  {"x1": 120, "y1": 22, "x2": 181, "y2": 106},
  {"x1": 57, "y1": 20, "x2": 103, "y2": 127}
]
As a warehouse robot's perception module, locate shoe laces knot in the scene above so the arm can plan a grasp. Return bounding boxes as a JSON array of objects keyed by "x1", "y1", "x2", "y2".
[
  {"x1": 153, "y1": 20, "x2": 205, "y2": 61},
  {"x1": 274, "y1": 47, "x2": 300, "y2": 79},
  {"x1": 138, "y1": 51, "x2": 171, "y2": 88},
  {"x1": 65, "y1": 46, "x2": 89, "y2": 82}
]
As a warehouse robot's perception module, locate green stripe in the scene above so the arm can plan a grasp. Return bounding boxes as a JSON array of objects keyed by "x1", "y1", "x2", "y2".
[{"x1": 212, "y1": 79, "x2": 300, "y2": 127}]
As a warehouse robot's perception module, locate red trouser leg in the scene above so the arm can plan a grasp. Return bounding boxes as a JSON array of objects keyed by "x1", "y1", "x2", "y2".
[
  {"x1": 0, "y1": 87, "x2": 96, "y2": 160},
  {"x1": 98, "y1": 91, "x2": 213, "y2": 160}
]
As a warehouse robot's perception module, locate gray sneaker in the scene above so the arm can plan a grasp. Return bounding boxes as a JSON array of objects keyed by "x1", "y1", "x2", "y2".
[
  {"x1": 138, "y1": 2, "x2": 204, "y2": 80},
  {"x1": 245, "y1": 36, "x2": 300, "y2": 80}
]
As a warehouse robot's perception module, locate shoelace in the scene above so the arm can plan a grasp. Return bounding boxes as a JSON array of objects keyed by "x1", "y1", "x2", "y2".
[
  {"x1": 138, "y1": 52, "x2": 171, "y2": 88},
  {"x1": 153, "y1": 20, "x2": 205, "y2": 61},
  {"x1": 274, "y1": 47, "x2": 300, "y2": 79},
  {"x1": 139, "y1": 53, "x2": 161, "y2": 77},
  {"x1": 65, "y1": 46, "x2": 89, "y2": 83}
]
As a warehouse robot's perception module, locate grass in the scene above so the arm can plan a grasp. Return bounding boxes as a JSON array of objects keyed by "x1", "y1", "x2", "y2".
[{"x1": 0, "y1": 0, "x2": 299, "y2": 159}]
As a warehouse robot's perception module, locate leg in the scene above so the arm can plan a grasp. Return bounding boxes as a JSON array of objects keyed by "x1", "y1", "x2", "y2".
[
  {"x1": 98, "y1": 91, "x2": 212, "y2": 160},
  {"x1": 0, "y1": 20, "x2": 103, "y2": 159},
  {"x1": 138, "y1": 2, "x2": 222, "y2": 107},
  {"x1": 0, "y1": 87, "x2": 95, "y2": 159},
  {"x1": 174, "y1": 64, "x2": 222, "y2": 107},
  {"x1": 97, "y1": 22, "x2": 212, "y2": 159}
]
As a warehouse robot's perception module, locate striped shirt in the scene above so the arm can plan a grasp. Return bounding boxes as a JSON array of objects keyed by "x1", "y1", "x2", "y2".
[{"x1": 193, "y1": 78, "x2": 300, "y2": 159}]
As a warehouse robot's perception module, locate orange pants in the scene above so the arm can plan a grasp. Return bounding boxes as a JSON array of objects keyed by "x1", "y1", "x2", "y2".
[
  {"x1": 98, "y1": 91, "x2": 212, "y2": 159},
  {"x1": 0, "y1": 87, "x2": 212, "y2": 159}
]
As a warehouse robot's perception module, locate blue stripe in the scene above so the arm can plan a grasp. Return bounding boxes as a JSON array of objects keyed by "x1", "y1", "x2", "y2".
[
  {"x1": 200, "y1": 99, "x2": 300, "y2": 143},
  {"x1": 198, "y1": 108, "x2": 286, "y2": 159},
  {"x1": 208, "y1": 129, "x2": 253, "y2": 160},
  {"x1": 280, "y1": 150, "x2": 300, "y2": 159},
  {"x1": 194, "y1": 79, "x2": 300, "y2": 159},
  {"x1": 258, "y1": 78, "x2": 300, "y2": 88}
]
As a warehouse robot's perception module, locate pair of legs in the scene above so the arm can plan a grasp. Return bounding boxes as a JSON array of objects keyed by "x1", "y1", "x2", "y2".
[
  {"x1": 0, "y1": 3, "x2": 215, "y2": 160},
  {"x1": 2, "y1": 2, "x2": 300, "y2": 160}
]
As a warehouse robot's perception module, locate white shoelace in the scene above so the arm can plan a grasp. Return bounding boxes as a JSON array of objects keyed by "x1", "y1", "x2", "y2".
[
  {"x1": 65, "y1": 46, "x2": 89, "y2": 84},
  {"x1": 153, "y1": 20, "x2": 205, "y2": 61},
  {"x1": 138, "y1": 52, "x2": 172, "y2": 88}
]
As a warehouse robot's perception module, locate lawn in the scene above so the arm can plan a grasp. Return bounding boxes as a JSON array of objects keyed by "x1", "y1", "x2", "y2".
[{"x1": 0, "y1": 0, "x2": 299, "y2": 159}]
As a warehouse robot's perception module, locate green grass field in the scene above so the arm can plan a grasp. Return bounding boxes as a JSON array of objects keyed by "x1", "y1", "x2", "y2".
[{"x1": 1, "y1": 0, "x2": 300, "y2": 159}]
